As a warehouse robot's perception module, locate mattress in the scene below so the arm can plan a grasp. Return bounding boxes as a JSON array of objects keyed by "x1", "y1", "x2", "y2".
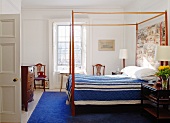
[{"x1": 66, "y1": 74, "x2": 145, "y2": 105}]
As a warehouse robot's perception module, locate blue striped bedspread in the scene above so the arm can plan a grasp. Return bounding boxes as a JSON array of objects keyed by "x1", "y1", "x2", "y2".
[
  {"x1": 66, "y1": 74, "x2": 145, "y2": 91},
  {"x1": 66, "y1": 74, "x2": 146, "y2": 104}
]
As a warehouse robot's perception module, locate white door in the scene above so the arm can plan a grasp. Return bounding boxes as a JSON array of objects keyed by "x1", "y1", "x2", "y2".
[{"x1": 0, "y1": 14, "x2": 21, "y2": 122}]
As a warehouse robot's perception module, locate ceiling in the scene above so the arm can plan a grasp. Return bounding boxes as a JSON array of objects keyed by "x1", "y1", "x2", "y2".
[{"x1": 21, "y1": 0, "x2": 138, "y2": 9}]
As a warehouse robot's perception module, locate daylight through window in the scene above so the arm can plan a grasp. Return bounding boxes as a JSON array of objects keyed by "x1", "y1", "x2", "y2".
[{"x1": 57, "y1": 25, "x2": 83, "y2": 71}]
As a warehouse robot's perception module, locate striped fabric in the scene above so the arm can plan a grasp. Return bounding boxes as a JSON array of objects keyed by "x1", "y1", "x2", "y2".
[{"x1": 66, "y1": 74, "x2": 146, "y2": 105}]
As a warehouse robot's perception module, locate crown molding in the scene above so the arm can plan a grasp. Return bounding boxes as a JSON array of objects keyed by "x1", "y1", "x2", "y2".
[{"x1": 21, "y1": 6, "x2": 123, "y2": 11}]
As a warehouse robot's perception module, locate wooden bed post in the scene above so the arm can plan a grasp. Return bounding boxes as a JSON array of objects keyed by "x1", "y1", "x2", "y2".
[
  {"x1": 71, "y1": 10, "x2": 75, "y2": 116},
  {"x1": 69, "y1": 24, "x2": 71, "y2": 74},
  {"x1": 135, "y1": 23, "x2": 138, "y2": 66},
  {"x1": 165, "y1": 10, "x2": 168, "y2": 46},
  {"x1": 164, "y1": 10, "x2": 169, "y2": 65}
]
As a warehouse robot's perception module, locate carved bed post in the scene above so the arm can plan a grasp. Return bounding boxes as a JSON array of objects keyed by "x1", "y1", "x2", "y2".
[
  {"x1": 69, "y1": 24, "x2": 71, "y2": 74},
  {"x1": 165, "y1": 10, "x2": 168, "y2": 46},
  {"x1": 136, "y1": 23, "x2": 138, "y2": 66},
  {"x1": 71, "y1": 10, "x2": 75, "y2": 116}
]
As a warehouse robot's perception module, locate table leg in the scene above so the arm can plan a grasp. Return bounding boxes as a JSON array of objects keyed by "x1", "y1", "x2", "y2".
[{"x1": 60, "y1": 74, "x2": 63, "y2": 92}]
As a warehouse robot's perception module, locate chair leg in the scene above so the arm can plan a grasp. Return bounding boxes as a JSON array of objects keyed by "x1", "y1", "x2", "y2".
[
  {"x1": 43, "y1": 80, "x2": 45, "y2": 92},
  {"x1": 60, "y1": 74, "x2": 64, "y2": 92}
]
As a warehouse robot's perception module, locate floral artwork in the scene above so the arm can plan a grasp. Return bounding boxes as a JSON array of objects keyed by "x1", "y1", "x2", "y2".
[{"x1": 136, "y1": 21, "x2": 166, "y2": 68}]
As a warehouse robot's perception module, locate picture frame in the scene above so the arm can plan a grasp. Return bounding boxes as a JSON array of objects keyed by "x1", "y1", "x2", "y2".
[{"x1": 98, "y1": 40, "x2": 115, "y2": 51}]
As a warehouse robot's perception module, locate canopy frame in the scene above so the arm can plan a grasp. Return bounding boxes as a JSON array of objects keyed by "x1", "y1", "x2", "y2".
[{"x1": 70, "y1": 10, "x2": 168, "y2": 116}]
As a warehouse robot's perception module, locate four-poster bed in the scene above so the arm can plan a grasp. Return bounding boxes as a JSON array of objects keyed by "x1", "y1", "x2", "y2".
[{"x1": 68, "y1": 10, "x2": 168, "y2": 116}]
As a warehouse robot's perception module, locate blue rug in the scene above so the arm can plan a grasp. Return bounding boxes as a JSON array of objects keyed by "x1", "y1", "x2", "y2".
[{"x1": 28, "y1": 92, "x2": 156, "y2": 123}]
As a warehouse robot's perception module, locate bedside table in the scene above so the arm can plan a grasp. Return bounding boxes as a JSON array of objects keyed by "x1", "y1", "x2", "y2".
[{"x1": 141, "y1": 82, "x2": 170, "y2": 122}]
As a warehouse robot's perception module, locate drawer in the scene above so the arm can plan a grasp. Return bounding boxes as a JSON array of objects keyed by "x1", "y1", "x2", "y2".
[
  {"x1": 27, "y1": 73, "x2": 34, "y2": 81},
  {"x1": 27, "y1": 81, "x2": 32, "y2": 90},
  {"x1": 27, "y1": 90, "x2": 34, "y2": 102}
]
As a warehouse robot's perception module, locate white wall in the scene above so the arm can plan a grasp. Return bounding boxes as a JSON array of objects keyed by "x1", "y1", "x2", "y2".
[
  {"x1": 0, "y1": 0, "x2": 21, "y2": 14},
  {"x1": 90, "y1": 18, "x2": 124, "y2": 73},
  {"x1": 124, "y1": 0, "x2": 169, "y2": 66},
  {"x1": 22, "y1": 8, "x2": 125, "y2": 89},
  {"x1": 22, "y1": 1, "x2": 170, "y2": 89}
]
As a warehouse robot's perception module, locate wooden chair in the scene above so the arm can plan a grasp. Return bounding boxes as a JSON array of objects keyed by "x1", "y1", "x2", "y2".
[
  {"x1": 35, "y1": 63, "x2": 46, "y2": 78},
  {"x1": 34, "y1": 63, "x2": 47, "y2": 91},
  {"x1": 92, "y1": 64, "x2": 105, "y2": 76}
]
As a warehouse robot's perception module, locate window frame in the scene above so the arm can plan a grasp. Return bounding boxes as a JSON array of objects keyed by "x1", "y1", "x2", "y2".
[{"x1": 57, "y1": 25, "x2": 83, "y2": 70}]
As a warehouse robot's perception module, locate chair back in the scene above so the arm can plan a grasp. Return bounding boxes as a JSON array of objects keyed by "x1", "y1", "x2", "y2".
[
  {"x1": 35, "y1": 63, "x2": 46, "y2": 78},
  {"x1": 92, "y1": 64, "x2": 105, "y2": 76}
]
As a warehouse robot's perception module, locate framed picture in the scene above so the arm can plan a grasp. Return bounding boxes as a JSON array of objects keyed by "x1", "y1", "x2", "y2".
[{"x1": 98, "y1": 40, "x2": 115, "y2": 51}]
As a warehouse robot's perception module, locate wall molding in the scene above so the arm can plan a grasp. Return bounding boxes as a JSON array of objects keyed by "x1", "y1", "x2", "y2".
[
  {"x1": 21, "y1": 7, "x2": 123, "y2": 12},
  {"x1": 22, "y1": 19, "x2": 48, "y2": 21}
]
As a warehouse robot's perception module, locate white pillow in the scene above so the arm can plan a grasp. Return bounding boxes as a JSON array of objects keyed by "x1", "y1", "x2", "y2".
[
  {"x1": 121, "y1": 66, "x2": 141, "y2": 77},
  {"x1": 121, "y1": 66, "x2": 156, "y2": 81},
  {"x1": 134, "y1": 68, "x2": 156, "y2": 78},
  {"x1": 134, "y1": 68, "x2": 156, "y2": 81}
]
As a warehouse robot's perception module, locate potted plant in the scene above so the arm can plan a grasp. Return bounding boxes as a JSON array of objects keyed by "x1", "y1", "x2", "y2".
[{"x1": 155, "y1": 65, "x2": 170, "y2": 89}]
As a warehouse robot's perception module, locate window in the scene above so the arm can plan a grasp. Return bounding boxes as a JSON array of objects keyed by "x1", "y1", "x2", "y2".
[{"x1": 57, "y1": 25, "x2": 84, "y2": 72}]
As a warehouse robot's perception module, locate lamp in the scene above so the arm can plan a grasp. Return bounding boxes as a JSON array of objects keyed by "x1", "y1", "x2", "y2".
[
  {"x1": 154, "y1": 46, "x2": 170, "y2": 89},
  {"x1": 154, "y1": 46, "x2": 170, "y2": 65},
  {"x1": 119, "y1": 49, "x2": 128, "y2": 68}
]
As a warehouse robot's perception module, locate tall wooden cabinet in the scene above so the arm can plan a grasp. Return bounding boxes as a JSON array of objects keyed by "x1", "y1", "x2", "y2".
[{"x1": 21, "y1": 66, "x2": 34, "y2": 111}]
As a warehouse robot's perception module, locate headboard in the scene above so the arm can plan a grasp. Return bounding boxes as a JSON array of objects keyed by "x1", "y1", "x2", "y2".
[{"x1": 136, "y1": 21, "x2": 166, "y2": 69}]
